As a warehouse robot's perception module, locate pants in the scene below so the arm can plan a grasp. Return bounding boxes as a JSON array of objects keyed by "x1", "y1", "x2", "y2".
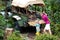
[{"x1": 35, "y1": 24, "x2": 40, "y2": 32}]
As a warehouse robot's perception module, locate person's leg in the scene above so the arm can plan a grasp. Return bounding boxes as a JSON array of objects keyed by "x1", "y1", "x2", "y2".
[
  {"x1": 44, "y1": 29, "x2": 52, "y2": 35},
  {"x1": 36, "y1": 27, "x2": 40, "y2": 36},
  {"x1": 49, "y1": 29, "x2": 52, "y2": 35},
  {"x1": 36, "y1": 26, "x2": 40, "y2": 33},
  {"x1": 44, "y1": 24, "x2": 49, "y2": 34},
  {"x1": 48, "y1": 24, "x2": 52, "y2": 35},
  {"x1": 35, "y1": 24, "x2": 40, "y2": 36},
  {"x1": 44, "y1": 29, "x2": 48, "y2": 34},
  {"x1": 44, "y1": 24, "x2": 52, "y2": 35}
]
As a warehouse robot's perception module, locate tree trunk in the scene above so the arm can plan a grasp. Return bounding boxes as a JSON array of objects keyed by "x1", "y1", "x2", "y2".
[{"x1": 4, "y1": 28, "x2": 13, "y2": 40}]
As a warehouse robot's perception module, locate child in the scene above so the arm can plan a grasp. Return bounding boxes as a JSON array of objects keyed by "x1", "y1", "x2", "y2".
[{"x1": 40, "y1": 11, "x2": 52, "y2": 35}]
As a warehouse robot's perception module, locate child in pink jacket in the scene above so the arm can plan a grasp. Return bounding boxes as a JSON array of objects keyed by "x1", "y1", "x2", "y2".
[{"x1": 40, "y1": 11, "x2": 52, "y2": 35}]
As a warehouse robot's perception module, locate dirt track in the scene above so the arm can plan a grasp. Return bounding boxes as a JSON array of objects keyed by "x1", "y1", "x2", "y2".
[{"x1": 20, "y1": 33, "x2": 35, "y2": 40}]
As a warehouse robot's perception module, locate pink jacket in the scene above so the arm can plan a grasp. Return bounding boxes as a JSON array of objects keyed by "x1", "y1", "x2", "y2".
[{"x1": 41, "y1": 13, "x2": 50, "y2": 24}]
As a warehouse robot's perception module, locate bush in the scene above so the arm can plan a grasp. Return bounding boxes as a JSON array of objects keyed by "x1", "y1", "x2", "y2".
[
  {"x1": 51, "y1": 23, "x2": 60, "y2": 38},
  {"x1": 0, "y1": 14, "x2": 6, "y2": 40},
  {"x1": 34, "y1": 34, "x2": 58, "y2": 40},
  {"x1": 0, "y1": 29, "x2": 4, "y2": 40},
  {"x1": 6, "y1": 18, "x2": 14, "y2": 28},
  {"x1": 0, "y1": 14, "x2": 6, "y2": 26}
]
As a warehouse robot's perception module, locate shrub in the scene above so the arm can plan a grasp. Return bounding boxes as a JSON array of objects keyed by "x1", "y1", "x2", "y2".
[
  {"x1": 0, "y1": 29, "x2": 4, "y2": 40},
  {"x1": 51, "y1": 23, "x2": 60, "y2": 38},
  {"x1": 34, "y1": 34, "x2": 58, "y2": 40},
  {"x1": 0, "y1": 14, "x2": 6, "y2": 40},
  {"x1": 6, "y1": 18, "x2": 14, "y2": 28},
  {"x1": 0, "y1": 14, "x2": 6, "y2": 26}
]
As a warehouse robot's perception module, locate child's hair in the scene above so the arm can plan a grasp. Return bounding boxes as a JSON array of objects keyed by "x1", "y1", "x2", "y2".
[{"x1": 42, "y1": 13, "x2": 45, "y2": 15}]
